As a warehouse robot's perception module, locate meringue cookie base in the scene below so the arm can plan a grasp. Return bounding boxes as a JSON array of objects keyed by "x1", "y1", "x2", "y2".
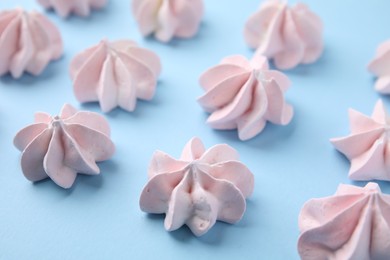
[{"x1": 1, "y1": 0, "x2": 390, "y2": 260}]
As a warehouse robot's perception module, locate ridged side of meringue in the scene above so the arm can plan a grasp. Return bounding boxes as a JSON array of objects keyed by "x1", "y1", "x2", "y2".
[
  {"x1": 37, "y1": 0, "x2": 107, "y2": 18},
  {"x1": 198, "y1": 53, "x2": 293, "y2": 140},
  {"x1": 132, "y1": 0, "x2": 204, "y2": 42},
  {"x1": 14, "y1": 104, "x2": 115, "y2": 189},
  {"x1": 0, "y1": 8, "x2": 63, "y2": 78},
  {"x1": 298, "y1": 183, "x2": 390, "y2": 260},
  {"x1": 244, "y1": 0, "x2": 323, "y2": 70},
  {"x1": 139, "y1": 137, "x2": 254, "y2": 236},
  {"x1": 70, "y1": 39, "x2": 162, "y2": 113}
]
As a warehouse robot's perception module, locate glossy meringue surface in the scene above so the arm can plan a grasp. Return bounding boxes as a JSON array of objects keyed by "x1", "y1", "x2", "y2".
[
  {"x1": 14, "y1": 104, "x2": 115, "y2": 188},
  {"x1": 132, "y1": 0, "x2": 204, "y2": 42},
  {"x1": 298, "y1": 183, "x2": 390, "y2": 260},
  {"x1": 331, "y1": 100, "x2": 390, "y2": 181},
  {"x1": 244, "y1": 0, "x2": 323, "y2": 70},
  {"x1": 0, "y1": 8, "x2": 63, "y2": 78},
  {"x1": 140, "y1": 137, "x2": 254, "y2": 236},
  {"x1": 368, "y1": 40, "x2": 390, "y2": 94},
  {"x1": 70, "y1": 39, "x2": 161, "y2": 113},
  {"x1": 198, "y1": 53, "x2": 293, "y2": 140},
  {"x1": 37, "y1": 0, "x2": 107, "y2": 18}
]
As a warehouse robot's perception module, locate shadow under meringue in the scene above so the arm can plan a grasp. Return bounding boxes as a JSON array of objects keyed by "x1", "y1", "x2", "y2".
[
  {"x1": 142, "y1": 22, "x2": 207, "y2": 49},
  {"x1": 211, "y1": 113, "x2": 297, "y2": 149},
  {"x1": 0, "y1": 58, "x2": 64, "y2": 87},
  {"x1": 268, "y1": 46, "x2": 330, "y2": 77}
]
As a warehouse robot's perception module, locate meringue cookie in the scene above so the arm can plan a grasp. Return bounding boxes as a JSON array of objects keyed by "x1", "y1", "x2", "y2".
[
  {"x1": 298, "y1": 182, "x2": 390, "y2": 260},
  {"x1": 132, "y1": 0, "x2": 204, "y2": 42},
  {"x1": 0, "y1": 8, "x2": 63, "y2": 78},
  {"x1": 244, "y1": 0, "x2": 323, "y2": 70},
  {"x1": 139, "y1": 137, "x2": 254, "y2": 236},
  {"x1": 14, "y1": 104, "x2": 115, "y2": 189},
  {"x1": 198, "y1": 53, "x2": 293, "y2": 141},
  {"x1": 70, "y1": 39, "x2": 161, "y2": 113},
  {"x1": 37, "y1": 0, "x2": 107, "y2": 18},
  {"x1": 368, "y1": 40, "x2": 390, "y2": 94},
  {"x1": 331, "y1": 100, "x2": 390, "y2": 181}
]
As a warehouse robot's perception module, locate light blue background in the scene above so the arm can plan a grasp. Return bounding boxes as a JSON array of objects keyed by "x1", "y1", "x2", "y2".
[{"x1": 1, "y1": 0, "x2": 389, "y2": 259}]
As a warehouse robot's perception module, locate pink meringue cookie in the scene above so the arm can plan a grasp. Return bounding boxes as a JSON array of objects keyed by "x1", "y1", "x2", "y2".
[
  {"x1": 298, "y1": 182, "x2": 390, "y2": 260},
  {"x1": 244, "y1": 0, "x2": 323, "y2": 70},
  {"x1": 198, "y1": 53, "x2": 293, "y2": 141},
  {"x1": 331, "y1": 100, "x2": 390, "y2": 181},
  {"x1": 368, "y1": 40, "x2": 390, "y2": 94},
  {"x1": 70, "y1": 39, "x2": 161, "y2": 113},
  {"x1": 132, "y1": 0, "x2": 204, "y2": 42},
  {"x1": 14, "y1": 104, "x2": 115, "y2": 189},
  {"x1": 37, "y1": 0, "x2": 107, "y2": 18},
  {"x1": 139, "y1": 137, "x2": 254, "y2": 236},
  {"x1": 0, "y1": 8, "x2": 63, "y2": 79}
]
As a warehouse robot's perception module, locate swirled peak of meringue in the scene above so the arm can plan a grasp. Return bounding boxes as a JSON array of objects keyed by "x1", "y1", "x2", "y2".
[
  {"x1": 244, "y1": 0, "x2": 323, "y2": 70},
  {"x1": 13, "y1": 104, "x2": 115, "y2": 189},
  {"x1": 298, "y1": 182, "x2": 390, "y2": 260},
  {"x1": 37, "y1": 0, "x2": 107, "y2": 18},
  {"x1": 139, "y1": 137, "x2": 254, "y2": 236},
  {"x1": 331, "y1": 100, "x2": 390, "y2": 181},
  {"x1": 70, "y1": 39, "x2": 162, "y2": 113},
  {"x1": 198, "y1": 53, "x2": 293, "y2": 141},
  {"x1": 368, "y1": 40, "x2": 390, "y2": 94},
  {"x1": 132, "y1": 0, "x2": 204, "y2": 42},
  {"x1": 0, "y1": 8, "x2": 63, "y2": 78}
]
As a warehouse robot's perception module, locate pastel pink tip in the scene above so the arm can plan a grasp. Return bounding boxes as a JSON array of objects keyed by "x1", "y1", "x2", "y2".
[{"x1": 139, "y1": 137, "x2": 254, "y2": 236}]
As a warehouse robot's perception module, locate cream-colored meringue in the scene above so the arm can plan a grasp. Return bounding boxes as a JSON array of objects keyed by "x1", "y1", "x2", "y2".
[
  {"x1": 70, "y1": 39, "x2": 161, "y2": 113},
  {"x1": 0, "y1": 8, "x2": 63, "y2": 78},
  {"x1": 37, "y1": 0, "x2": 107, "y2": 18},
  {"x1": 132, "y1": 0, "x2": 204, "y2": 42},
  {"x1": 14, "y1": 104, "x2": 115, "y2": 189},
  {"x1": 139, "y1": 137, "x2": 254, "y2": 236},
  {"x1": 244, "y1": 0, "x2": 323, "y2": 70},
  {"x1": 331, "y1": 100, "x2": 390, "y2": 181},
  {"x1": 298, "y1": 182, "x2": 390, "y2": 260},
  {"x1": 368, "y1": 40, "x2": 390, "y2": 94},
  {"x1": 198, "y1": 53, "x2": 293, "y2": 141}
]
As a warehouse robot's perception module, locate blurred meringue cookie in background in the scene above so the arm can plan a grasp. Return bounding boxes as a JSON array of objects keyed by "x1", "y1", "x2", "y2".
[
  {"x1": 139, "y1": 137, "x2": 254, "y2": 236},
  {"x1": 132, "y1": 0, "x2": 204, "y2": 42},
  {"x1": 0, "y1": 8, "x2": 63, "y2": 79},
  {"x1": 70, "y1": 39, "x2": 161, "y2": 113},
  {"x1": 298, "y1": 182, "x2": 390, "y2": 260},
  {"x1": 37, "y1": 0, "x2": 107, "y2": 18},
  {"x1": 244, "y1": 0, "x2": 323, "y2": 70},
  {"x1": 14, "y1": 104, "x2": 115, "y2": 189},
  {"x1": 331, "y1": 100, "x2": 390, "y2": 181},
  {"x1": 368, "y1": 40, "x2": 390, "y2": 94},
  {"x1": 198, "y1": 53, "x2": 293, "y2": 141}
]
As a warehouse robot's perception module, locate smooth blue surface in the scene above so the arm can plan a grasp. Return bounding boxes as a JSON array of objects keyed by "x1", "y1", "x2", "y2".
[{"x1": 1, "y1": 0, "x2": 390, "y2": 259}]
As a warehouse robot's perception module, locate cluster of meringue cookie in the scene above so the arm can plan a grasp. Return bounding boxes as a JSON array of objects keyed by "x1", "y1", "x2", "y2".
[{"x1": 11, "y1": 0, "x2": 390, "y2": 252}]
